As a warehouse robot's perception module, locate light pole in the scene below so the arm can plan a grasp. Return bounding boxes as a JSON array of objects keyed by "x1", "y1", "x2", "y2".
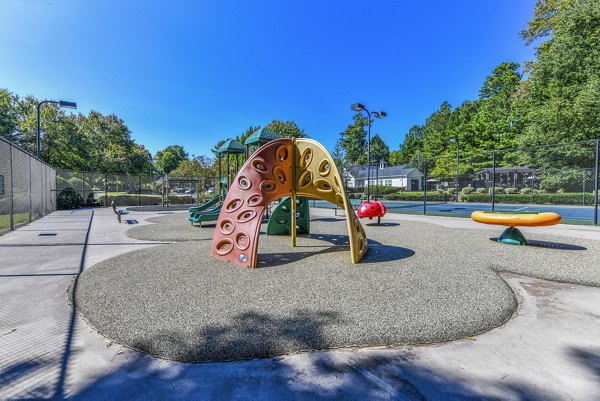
[
  {"x1": 37, "y1": 99, "x2": 77, "y2": 159},
  {"x1": 351, "y1": 103, "x2": 386, "y2": 201},
  {"x1": 449, "y1": 137, "x2": 459, "y2": 202}
]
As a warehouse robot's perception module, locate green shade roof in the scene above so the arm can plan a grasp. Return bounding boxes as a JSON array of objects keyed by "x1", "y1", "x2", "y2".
[
  {"x1": 216, "y1": 138, "x2": 245, "y2": 155},
  {"x1": 245, "y1": 128, "x2": 278, "y2": 146}
]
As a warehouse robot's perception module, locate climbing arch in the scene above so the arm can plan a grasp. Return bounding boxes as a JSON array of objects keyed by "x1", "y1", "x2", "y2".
[{"x1": 211, "y1": 138, "x2": 368, "y2": 268}]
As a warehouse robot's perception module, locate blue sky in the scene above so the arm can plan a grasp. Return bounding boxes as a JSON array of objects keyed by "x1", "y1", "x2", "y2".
[{"x1": 0, "y1": 0, "x2": 536, "y2": 158}]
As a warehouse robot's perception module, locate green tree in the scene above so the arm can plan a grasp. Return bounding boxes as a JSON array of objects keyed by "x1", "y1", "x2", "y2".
[
  {"x1": 155, "y1": 145, "x2": 188, "y2": 174},
  {"x1": 170, "y1": 159, "x2": 204, "y2": 177},
  {"x1": 369, "y1": 134, "x2": 390, "y2": 164},
  {"x1": 339, "y1": 113, "x2": 369, "y2": 165},
  {"x1": 0, "y1": 88, "x2": 153, "y2": 174},
  {"x1": 331, "y1": 138, "x2": 346, "y2": 169},
  {"x1": 238, "y1": 125, "x2": 260, "y2": 144},
  {"x1": 264, "y1": 120, "x2": 307, "y2": 138},
  {"x1": 0, "y1": 89, "x2": 18, "y2": 143},
  {"x1": 519, "y1": 0, "x2": 572, "y2": 46},
  {"x1": 518, "y1": 0, "x2": 600, "y2": 168},
  {"x1": 421, "y1": 101, "x2": 453, "y2": 160},
  {"x1": 393, "y1": 125, "x2": 423, "y2": 163}
]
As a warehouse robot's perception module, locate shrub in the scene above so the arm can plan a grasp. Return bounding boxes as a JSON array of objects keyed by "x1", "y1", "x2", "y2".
[
  {"x1": 86, "y1": 192, "x2": 104, "y2": 207},
  {"x1": 462, "y1": 192, "x2": 594, "y2": 205},
  {"x1": 57, "y1": 188, "x2": 83, "y2": 210},
  {"x1": 476, "y1": 188, "x2": 487, "y2": 194},
  {"x1": 493, "y1": 187, "x2": 505, "y2": 194},
  {"x1": 557, "y1": 188, "x2": 565, "y2": 193},
  {"x1": 504, "y1": 187, "x2": 519, "y2": 194},
  {"x1": 520, "y1": 188, "x2": 531, "y2": 194},
  {"x1": 461, "y1": 187, "x2": 475, "y2": 194},
  {"x1": 383, "y1": 191, "x2": 449, "y2": 202},
  {"x1": 447, "y1": 188, "x2": 456, "y2": 194}
]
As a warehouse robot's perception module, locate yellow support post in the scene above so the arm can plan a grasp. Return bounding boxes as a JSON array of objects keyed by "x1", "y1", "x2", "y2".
[{"x1": 291, "y1": 139, "x2": 297, "y2": 247}]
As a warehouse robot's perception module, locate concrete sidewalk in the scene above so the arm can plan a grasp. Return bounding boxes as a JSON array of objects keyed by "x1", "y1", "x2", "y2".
[{"x1": 1, "y1": 207, "x2": 599, "y2": 400}]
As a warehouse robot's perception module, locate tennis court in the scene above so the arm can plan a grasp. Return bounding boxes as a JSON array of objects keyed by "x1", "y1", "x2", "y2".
[{"x1": 312, "y1": 200, "x2": 597, "y2": 224}]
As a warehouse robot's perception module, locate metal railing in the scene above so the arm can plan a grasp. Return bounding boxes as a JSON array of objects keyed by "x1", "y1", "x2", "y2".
[
  {"x1": 345, "y1": 139, "x2": 600, "y2": 225},
  {"x1": 0, "y1": 137, "x2": 57, "y2": 235}
]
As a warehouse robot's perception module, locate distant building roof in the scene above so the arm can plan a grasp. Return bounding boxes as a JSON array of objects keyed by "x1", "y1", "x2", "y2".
[
  {"x1": 347, "y1": 165, "x2": 420, "y2": 179},
  {"x1": 245, "y1": 128, "x2": 278, "y2": 146},
  {"x1": 216, "y1": 138, "x2": 245, "y2": 155}
]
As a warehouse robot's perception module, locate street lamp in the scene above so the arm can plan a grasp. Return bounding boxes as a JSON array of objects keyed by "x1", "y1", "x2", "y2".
[
  {"x1": 37, "y1": 99, "x2": 77, "y2": 159},
  {"x1": 449, "y1": 137, "x2": 459, "y2": 202},
  {"x1": 350, "y1": 103, "x2": 387, "y2": 201}
]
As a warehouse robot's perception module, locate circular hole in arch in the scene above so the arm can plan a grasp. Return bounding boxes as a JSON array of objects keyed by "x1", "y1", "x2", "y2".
[
  {"x1": 215, "y1": 238, "x2": 234, "y2": 256},
  {"x1": 247, "y1": 194, "x2": 263, "y2": 207},
  {"x1": 281, "y1": 205, "x2": 289, "y2": 212},
  {"x1": 298, "y1": 170, "x2": 312, "y2": 188},
  {"x1": 358, "y1": 237, "x2": 365, "y2": 251},
  {"x1": 318, "y1": 160, "x2": 331, "y2": 177},
  {"x1": 239, "y1": 254, "x2": 248, "y2": 263},
  {"x1": 219, "y1": 219, "x2": 235, "y2": 235},
  {"x1": 273, "y1": 166, "x2": 287, "y2": 185},
  {"x1": 238, "y1": 175, "x2": 252, "y2": 190},
  {"x1": 314, "y1": 179, "x2": 333, "y2": 192},
  {"x1": 237, "y1": 209, "x2": 257, "y2": 223},
  {"x1": 334, "y1": 193, "x2": 344, "y2": 205},
  {"x1": 300, "y1": 148, "x2": 312, "y2": 168},
  {"x1": 252, "y1": 159, "x2": 268, "y2": 173},
  {"x1": 226, "y1": 198, "x2": 243, "y2": 212},
  {"x1": 260, "y1": 180, "x2": 277, "y2": 193},
  {"x1": 276, "y1": 146, "x2": 288, "y2": 163},
  {"x1": 235, "y1": 232, "x2": 250, "y2": 251}
]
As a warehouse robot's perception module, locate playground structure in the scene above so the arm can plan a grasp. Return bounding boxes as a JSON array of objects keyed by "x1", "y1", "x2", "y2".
[
  {"x1": 471, "y1": 210, "x2": 562, "y2": 245},
  {"x1": 266, "y1": 196, "x2": 310, "y2": 235},
  {"x1": 190, "y1": 129, "x2": 311, "y2": 233},
  {"x1": 211, "y1": 138, "x2": 368, "y2": 268}
]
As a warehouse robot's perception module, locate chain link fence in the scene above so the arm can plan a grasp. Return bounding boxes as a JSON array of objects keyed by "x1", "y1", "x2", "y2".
[
  {"x1": 55, "y1": 170, "x2": 219, "y2": 208},
  {"x1": 0, "y1": 137, "x2": 57, "y2": 235},
  {"x1": 345, "y1": 139, "x2": 600, "y2": 225}
]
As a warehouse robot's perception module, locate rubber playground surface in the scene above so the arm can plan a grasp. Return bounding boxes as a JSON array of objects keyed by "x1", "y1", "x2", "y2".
[
  {"x1": 314, "y1": 200, "x2": 597, "y2": 223},
  {"x1": 71, "y1": 212, "x2": 600, "y2": 363}
]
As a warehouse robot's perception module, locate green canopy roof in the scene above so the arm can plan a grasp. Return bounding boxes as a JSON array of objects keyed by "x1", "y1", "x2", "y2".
[
  {"x1": 216, "y1": 138, "x2": 245, "y2": 155},
  {"x1": 245, "y1": 128, "x2": 278, "y2": 146}
]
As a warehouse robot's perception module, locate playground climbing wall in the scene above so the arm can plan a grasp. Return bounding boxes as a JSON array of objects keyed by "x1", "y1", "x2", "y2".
[{"x1": 211, "y1": 138, "x2": 368, "y2": 268}]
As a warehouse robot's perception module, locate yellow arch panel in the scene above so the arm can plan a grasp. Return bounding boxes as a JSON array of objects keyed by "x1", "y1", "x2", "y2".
[{"x1": 294, "y1": 138, "x2": 368, "y2": 263}]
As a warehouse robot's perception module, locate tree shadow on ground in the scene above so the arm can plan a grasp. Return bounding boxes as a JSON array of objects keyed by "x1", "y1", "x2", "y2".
[
  {"x1": 66, "y1": 309, "x2": 566, "y2": 400},
  {"x1": 569, "y1": 346, "x2": 600, "y2": 384},
  {"x1": 489, "y1": 238, "x2": 587, "y2": 251}
]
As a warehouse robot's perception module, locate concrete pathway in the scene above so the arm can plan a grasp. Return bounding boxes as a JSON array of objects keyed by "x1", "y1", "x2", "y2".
[{"x1": 0, "y1": 207, "x2": 599, "y2": 400}]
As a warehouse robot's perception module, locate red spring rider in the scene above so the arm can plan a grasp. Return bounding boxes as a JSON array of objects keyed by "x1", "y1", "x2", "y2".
[{"x1": 358, "y1": 200, "x2": 387, "y2": 222}]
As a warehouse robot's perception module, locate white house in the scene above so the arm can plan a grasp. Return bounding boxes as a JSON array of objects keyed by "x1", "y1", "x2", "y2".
[{"x1": 344, "y1": 163, "x2": 424, "y2": 191}]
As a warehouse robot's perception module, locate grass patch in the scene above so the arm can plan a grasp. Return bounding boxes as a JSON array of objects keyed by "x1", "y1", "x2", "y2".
[{"x1": 0, "y1": 213, "x2": 29, "y2": 230}]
